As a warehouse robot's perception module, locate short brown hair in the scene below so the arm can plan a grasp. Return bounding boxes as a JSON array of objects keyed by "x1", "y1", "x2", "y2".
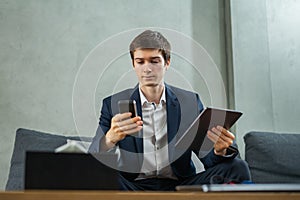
[{"x1": 129, "y1": 30, "x2": 171, "y2": 62}]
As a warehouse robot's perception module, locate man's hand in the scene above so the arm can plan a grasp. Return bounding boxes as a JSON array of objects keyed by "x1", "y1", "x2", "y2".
[
  {"x1": 207, "y1": 126, "x2": 235, "y2": 156},
  {"x1": 104, "y1": 112, "x2": 143, "y2": 148}
]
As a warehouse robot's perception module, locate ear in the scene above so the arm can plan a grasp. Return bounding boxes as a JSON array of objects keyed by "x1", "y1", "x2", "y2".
[{"x1": 165, "y1": 59, "x2": 170, "y2": 70}]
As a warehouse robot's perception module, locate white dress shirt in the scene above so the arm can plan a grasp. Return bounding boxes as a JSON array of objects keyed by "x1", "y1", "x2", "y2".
[{"x1": 136, "y1": 86, "x2": 177, "y2": 180}]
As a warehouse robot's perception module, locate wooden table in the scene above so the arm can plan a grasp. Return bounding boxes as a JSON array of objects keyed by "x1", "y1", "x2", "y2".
[{"x1": 0, "y1": 190, "x2": 300, "y2": 200}]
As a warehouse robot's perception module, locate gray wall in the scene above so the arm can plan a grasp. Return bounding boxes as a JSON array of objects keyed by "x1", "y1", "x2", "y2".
[
  {"x1": 231, "y1": 0, "x2": 300, "y2": 158},
  {"x1": 3, "y1": 0, "x2": 299, "y2": 189},
  {"x1": 0, "y1": 0, "x2": 227, "y2": 189}
]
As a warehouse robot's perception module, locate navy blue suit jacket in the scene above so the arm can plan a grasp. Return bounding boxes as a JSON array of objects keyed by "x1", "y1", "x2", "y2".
[{"x1": 89, "y1": 84, "x2": 237, "y2": 181}]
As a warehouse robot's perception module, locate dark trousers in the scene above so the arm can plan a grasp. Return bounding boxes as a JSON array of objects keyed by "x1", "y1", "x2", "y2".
[{"x1": 119, "y1": 158, "x2": 251, "y2": 191}]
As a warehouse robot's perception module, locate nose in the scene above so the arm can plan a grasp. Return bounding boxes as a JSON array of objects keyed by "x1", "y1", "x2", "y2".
[{"x1": 143, "y1": 64, "x2": 152, "y2": 73}]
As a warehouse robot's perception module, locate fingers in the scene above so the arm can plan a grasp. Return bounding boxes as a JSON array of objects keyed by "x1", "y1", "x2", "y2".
[
  {"x1": 121, "y1": 126, "x2": 143, "y2": 135},
  {"x1": 207, "y1": 130, "x2": 219, "y2": 143},
  {"x1": 112, "y1": 112, "x2": 133, "y2": 122},
  {"x1": 208, "y1": 126, "x2": 234, "y2": 141},
  {"x1": 207, "y1": 126, "x2": 235, "y2": 155},
  {"x1": 214, "y1": 126, "x2": 234, "y2": 144},
  {"x1": 216, "y1": 126, "x2": 235, "y2": 140},
  {"x1": 118, "y1": 120, "x2": 142, "y2": 132},
  {"x1": 110, "y1": 113, "x2": 143, "y2": 142},
  {"x1": 113, "y1": 114, "x2": 142, "y2": 129}
]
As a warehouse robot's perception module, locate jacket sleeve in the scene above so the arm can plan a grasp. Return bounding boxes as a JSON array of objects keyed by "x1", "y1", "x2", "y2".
[
  {"x1": 200, "y1": 143, "x2": 239, "y2": 169},
  {"x1": 88, "y1": 97, "x2": 113, "y2": 153}
]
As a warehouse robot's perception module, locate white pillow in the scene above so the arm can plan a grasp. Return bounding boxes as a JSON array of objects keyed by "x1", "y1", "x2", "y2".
[{"x1": 55, "y1": 139, "x2": 92, "y2": 153}]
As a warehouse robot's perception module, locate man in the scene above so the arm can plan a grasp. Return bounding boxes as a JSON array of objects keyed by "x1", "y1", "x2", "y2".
[{"x1": 89, "y1": 30, "x2": 251, "y2": 190}]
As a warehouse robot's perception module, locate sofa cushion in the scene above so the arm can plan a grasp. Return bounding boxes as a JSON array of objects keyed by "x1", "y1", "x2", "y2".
[
  {"x1": 5, "y1": 128, "x2": 92, "y2": 190},
  {"x1": 244, "y1": 131, "x2": 300, "y2": 183}
]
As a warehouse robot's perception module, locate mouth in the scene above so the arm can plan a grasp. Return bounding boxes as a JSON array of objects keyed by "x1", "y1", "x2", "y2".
[{"x1": 142, "y1": 76, "x2": 154, "y2": 79}]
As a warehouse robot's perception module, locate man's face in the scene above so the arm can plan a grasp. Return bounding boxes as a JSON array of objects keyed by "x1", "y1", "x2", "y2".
[{"x1": 132, "y1": 49, "x2": 170, "y2": 88}]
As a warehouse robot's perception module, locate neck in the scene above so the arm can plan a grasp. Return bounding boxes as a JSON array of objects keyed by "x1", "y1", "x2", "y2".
[{"x1": 140, "y1": 84, "x2": 164, "y2": 104}]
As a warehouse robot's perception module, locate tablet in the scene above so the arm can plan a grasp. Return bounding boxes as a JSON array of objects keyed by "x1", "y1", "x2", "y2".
[{"x1": 175, "y1": 107, "x2": 243, "y2": 153}]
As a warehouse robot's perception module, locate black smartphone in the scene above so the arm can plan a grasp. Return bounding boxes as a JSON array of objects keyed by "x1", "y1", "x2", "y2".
[{"x1": 118, "y1": 100, "x2": 137, "y2": 118}]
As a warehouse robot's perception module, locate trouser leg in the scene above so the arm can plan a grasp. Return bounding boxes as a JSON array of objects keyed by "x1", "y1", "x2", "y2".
[
  {"x1": 180, "y1": 158, "x2": 251, "y2": 185},
  {"x1": 118, "y1": 174, "x2": 179, "y2": 191}
]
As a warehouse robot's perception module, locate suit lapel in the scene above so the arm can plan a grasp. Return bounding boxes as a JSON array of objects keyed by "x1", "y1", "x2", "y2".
[
  {"x1": 165, "y1": 85, "x2": 181, "y2": 143},
  {"x1": 165, "y1": 85, "x2": 181, "y2": 161},
  {"x1": 130, "y1": 86, "x2": 144, "y2": 154}
]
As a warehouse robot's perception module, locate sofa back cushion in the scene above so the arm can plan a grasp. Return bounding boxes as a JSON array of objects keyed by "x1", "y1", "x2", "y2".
[
  {"x1": 244, "y1": 131, "x2": 300, "y2": 183},
  {"x1": 6, "y1": 128, "x2": 92, "y2": 190}
]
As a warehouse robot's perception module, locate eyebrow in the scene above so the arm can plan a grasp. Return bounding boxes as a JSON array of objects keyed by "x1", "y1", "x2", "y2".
[{"x1": 134, "y1": 56, "x2": 161, "y2": 60}]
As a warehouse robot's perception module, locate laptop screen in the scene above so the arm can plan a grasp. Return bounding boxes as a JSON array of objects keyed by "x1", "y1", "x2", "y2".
[{"x1": 25, "y1": 151, "x2": 119, "y2": 190}]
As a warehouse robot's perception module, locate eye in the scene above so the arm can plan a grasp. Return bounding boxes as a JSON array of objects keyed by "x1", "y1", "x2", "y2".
[
  {"x1": 135, "y1": 60, "x2": 144, "y2": 65},
  {"x1": 151, "y1": 59, "x2": 161, "y2": 64}
]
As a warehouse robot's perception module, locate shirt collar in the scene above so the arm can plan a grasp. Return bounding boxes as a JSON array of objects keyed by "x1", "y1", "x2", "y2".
[{"x1": 139, "y1": 85, "x2": 166, "y2": 105}]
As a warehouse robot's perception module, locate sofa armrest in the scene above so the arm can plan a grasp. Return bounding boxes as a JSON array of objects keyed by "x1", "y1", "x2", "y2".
[{"x1": 244, "y1": 131, "x2": 300, "y2": 183}]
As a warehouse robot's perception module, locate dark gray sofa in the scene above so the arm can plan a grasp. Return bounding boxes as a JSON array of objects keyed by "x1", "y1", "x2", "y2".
[
  {"x1": 5, "y1": 128, "x2": 300, "y2": 190},
  {"x1": 244, "y1": 131, "x2": 300, "y2": 183}
]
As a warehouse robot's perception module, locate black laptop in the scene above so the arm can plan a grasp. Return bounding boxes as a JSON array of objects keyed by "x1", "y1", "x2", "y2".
[{"x1": 25, "y1": 151, "x2": 119, "y2": 190}]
